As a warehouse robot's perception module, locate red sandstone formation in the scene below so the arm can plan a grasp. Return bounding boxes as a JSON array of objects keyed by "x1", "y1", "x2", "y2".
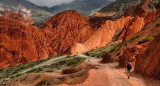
[
  {"x1": 40, "y1": 10, "x2": 94, "y2": 55},
  {"x1": 117, "y1": 0, "x2": 160, "y2": 41},
  {"x1": 119, "y1": 42, "x2": 149, "y2": 67},
  {"x1": 135, "y1": 31, "x2": 160, "y2": 79},
  {"x1": 82, "y1": 16, "x2": 131, "y2": 51},
  {"x1": 1, "y1": 0, "x2": 160, "y2": 69},
  {"x1": 93, "y1": 12, "x2": 116, "y2": 17},
  {"x1": 0, "y1": 17, "x2": 48, "y2": 68},
  {"x1": 74, "y1": 0, "x2": 160, "y2": 53},
  {"x1": 0, "y1": 10, "x2": 95, "y2": 68}
]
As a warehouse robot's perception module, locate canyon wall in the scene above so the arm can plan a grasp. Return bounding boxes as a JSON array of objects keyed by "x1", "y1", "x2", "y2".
[{"x1": 135, "y1": 31, "x2": 160, "y2": 79}]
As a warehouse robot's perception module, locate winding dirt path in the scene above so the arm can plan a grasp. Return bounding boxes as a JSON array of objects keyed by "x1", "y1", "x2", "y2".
[
  {"x1": 60, "y1": 56, "x2": 147, "y2": 86},
  {"x1": 19, "y1": 56, "x2": 66, "y2": 74}
]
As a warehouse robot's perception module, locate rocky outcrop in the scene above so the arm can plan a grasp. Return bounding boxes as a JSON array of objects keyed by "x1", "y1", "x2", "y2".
[
  {"x1": 82, "y1": 16, "x2": 131, "y2": 51},
  {"x1": 101, "y1": 54, "x2": 112, "y2": 63},
  {"x1": 135, "y1": 31, "x2": 160, "y2": 79},
  {"x1": 0, "y1": 17, "x2": 48, "y2": 68},
  {"x1": 40, "y1": 10, "x2": 94, "y2": 55},
  {"x1": 117, "y1": 0, "x2": 160, "y2": 41},
  {"x1": 99, "y1": 0, "x2": 142, "y2": 19},
  {"x1": 119, "y1": 43, "x2": 149, "y2": 67}
]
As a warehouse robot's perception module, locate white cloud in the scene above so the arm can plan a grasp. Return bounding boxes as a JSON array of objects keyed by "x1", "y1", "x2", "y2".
[{"x1": 27, "y1": 0, "x2": 75, "y2": 7}]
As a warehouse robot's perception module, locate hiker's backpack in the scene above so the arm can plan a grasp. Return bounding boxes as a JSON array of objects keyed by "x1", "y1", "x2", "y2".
[{"x1": 127, "y1": 63, "x2": 132, "y2": 70}]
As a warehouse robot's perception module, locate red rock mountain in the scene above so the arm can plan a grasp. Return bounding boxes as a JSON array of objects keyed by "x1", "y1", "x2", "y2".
[
  {"x1": 0, "y1": 10, "x2": 94, "y2": 68},
  {"x1": 40, "y1": 10, "x2": 94, "y2": 55},
  {"x1": 117, "y1": 0, "x2": 159, "y2": 41},
  {"x1": 0, "y1": 0, "x2": 160, "y2": 69},
  {"x1": 0, "y1": 17, "x2": 48, "y2": 68}
]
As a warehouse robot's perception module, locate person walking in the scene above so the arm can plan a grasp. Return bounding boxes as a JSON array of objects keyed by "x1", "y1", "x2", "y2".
[{"x1": 127, "y1": 60, "x2": 132, "y2": 79}]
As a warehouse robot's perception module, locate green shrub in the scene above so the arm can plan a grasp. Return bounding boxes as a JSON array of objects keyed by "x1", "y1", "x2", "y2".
[
  {"x1": 138, "y1": 36, "x2": 153, "y2": 44},
  {"x1": 18, "y1": 65, "x2": 28, "y2": 70},
  {"x1": 127, "y1": 35, "x2": 140, "y2": 43},
  {"x1": 46, "y1": 69, "x2": 54, "y2": 72},
  {"x1": 70, "y1": 77, "x2": 79, "y2": 84},
  {"x1": 53, "y1": 60, "x2": 66, "y2": 67},
  {"x1": 116, "y1": 52, "x2": 121, "y2": 56},
  {"x1": 66, "y1": 58, "x2": 82, "y2": 67},
  {"x1": 36, "y1": 79, "x2": 47, "y2": 86},
  {"x1": 0, "y1": 76, "x2": 3, "y2": 79},
  {"x1": 155, "y1": 23, "x2": 160, "y2": 27},
  {"x1": 16, "y1": 73, "x2": 23, "y2": 77},
  {"x1": 0, "y1": 69, "x2": 3, "y2": 72},
  {"x1": 9, "y1": 75, "x2": 15, "y2": 79},
  {"x1": 66, "y1": 55, "x2": 72, "y2": 58},
  {"x1": 26, "y1": 68, "x2": 43, "y2": 73},
  {"x1": 78, "y1": 71, "x2": 86, "y2": 77},
  {"x1": 35, "y1": 74, "x2": 41, "y2": 79},
  {"x1": 153, "y1": 18, "x2": 158, "y2": 23},
  {"x1": 12, "y1": 70, "x2": 18, "y2": 74}
]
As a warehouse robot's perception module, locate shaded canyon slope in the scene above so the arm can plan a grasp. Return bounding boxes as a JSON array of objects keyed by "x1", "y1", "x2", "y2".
[{"x1": 135, "y1": 31, "x2": 160, "y2": 79}]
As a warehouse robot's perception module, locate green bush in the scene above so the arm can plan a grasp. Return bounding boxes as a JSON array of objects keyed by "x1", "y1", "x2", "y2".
[
  {"x1": 153, "y1": 18, "x2": 158, "y2": 23},
  {"x1": 36, "y1": 79, "x2": 47, "y2": 86},
  {"x1": 65, "y1": 55, "x2": 72, "y2": 58},
  {"x1": 54, "y1": 60, "x2": 66, "y2": 67},
  {"x1": 18, "y1": 65, "x2": 28, "y2": 70},
  {"x1": 46, "y1": 69, "x2": 54, "y2": 72},
  {"x1": 16, "y1": 73, "x2": 23, "y2": 77},
  {"x1": 9, "y1": 75, "x2": 15, "y2": 79},
  {"x1": 66, "y1": 58, "x2": 83, "y2": 67},
  {"x1": 26, "y1": 68, "x2": 43, "y2": 73},
  {"x1": 0, "y1": 76, "x2": 3, "y2": 79},
  {"x1": 35, "y1": 74, "x2": 41, "y2": 79},
  {"x1": 127, "y1": 35, "x2": 140, "y2": 43},
  {"x1": 12, "y1": 70, "x2": 18, "y2": 74},
  {"x1": 116, "y1": 52, "x2": 121, "y2": 56},
  {"x1": 155, "y1": 23, "x2": 160, "y2": 27},
  {"x1": 52, "y1": 57, "x2": 86, "y2": 68},
  {"x1": 138, "y1": 36, "x2": 153, "y2": 44},
  {"x1": 78, "y1": 71, "x2": 86, "y2": 77}
]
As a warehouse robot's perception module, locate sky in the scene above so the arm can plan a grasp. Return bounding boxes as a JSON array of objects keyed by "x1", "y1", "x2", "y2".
[
  {"x1": 27, "y1": 0, "x2": 75, "y2": 7},
  {"x1": 27, "y1": 0, "x2": 115, "y2": 8}
]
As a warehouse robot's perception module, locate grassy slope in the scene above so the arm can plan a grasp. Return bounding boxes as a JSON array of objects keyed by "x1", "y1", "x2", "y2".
[{"x1": 0, "y1": 55, "x2": 86, "y2": 84}]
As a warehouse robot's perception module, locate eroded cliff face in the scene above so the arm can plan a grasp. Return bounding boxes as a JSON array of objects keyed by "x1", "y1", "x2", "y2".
[
  {"x1": 40, "y1": 10, "x2": 94, "y2": 55},
  {"x1": 135, "y1": 31, "x2": 160, "y2": 79},
  {"x1": 71, "y1": 0, "x2": 160, "y2": 54},
  {"x1": 101, "y1": 0, "x2": 160, "y2": 69},
  {"x1": 83, "y1": 16, "x2": 131, "y2": 50},
  {"x1": 119, "y1": 43, "x2": 149, "y2": 67},
  {"x1": 117, "y1": 0, "x2": 160, "y2": 41},
  {"x1": 0, "y1": 17, "x2": 48, "y2": 68}
]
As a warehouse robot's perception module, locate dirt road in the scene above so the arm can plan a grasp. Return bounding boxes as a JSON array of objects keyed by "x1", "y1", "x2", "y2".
[{"x1": 59, "y1": 56, "x2": 149, "y2": 86}]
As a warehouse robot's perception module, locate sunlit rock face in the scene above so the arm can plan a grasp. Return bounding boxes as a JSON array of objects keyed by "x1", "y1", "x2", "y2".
[
  {"x1": 0, "y1": 17, "x2": 48, "y2": 68},
  {"x1": 40, "y1": 10, "x2": 94, "y2": 55}
]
